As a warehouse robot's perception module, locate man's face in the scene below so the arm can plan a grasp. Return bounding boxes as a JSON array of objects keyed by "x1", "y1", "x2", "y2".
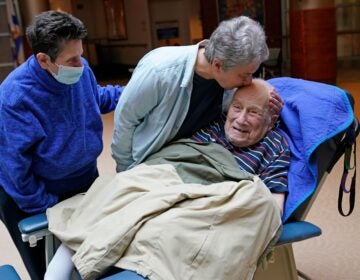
[
  {"x1": 212, "y1": 60, "x2": 260, "y2": 90},
  {"x1": 225, "y1": 84, "x2": 271, "y2": 147}
]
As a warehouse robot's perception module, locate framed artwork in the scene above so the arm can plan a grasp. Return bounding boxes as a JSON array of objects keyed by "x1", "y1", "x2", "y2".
[
  {"x1": 103, "y1": 0, "x2": 127, "y2": 39},
  {"x1": 155, "y1": 20, "x2": 181, "y2": 47},
  {"x1": 219, "y1": 0, "x2": 264, "y2": 25}
]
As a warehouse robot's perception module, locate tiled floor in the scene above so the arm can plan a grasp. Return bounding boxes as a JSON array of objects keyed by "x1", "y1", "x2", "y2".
[{"x1": 0, "y1": 62, "x2": 359, "y2": 280}]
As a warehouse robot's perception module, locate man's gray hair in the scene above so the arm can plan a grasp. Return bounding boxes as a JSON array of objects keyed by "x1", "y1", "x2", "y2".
[{"x1": 204, "y1": 16, "x2": 269, "y2": 71}]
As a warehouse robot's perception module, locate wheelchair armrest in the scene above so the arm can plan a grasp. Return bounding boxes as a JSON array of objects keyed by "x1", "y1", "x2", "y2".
[
  {"x1": 101, "y1": 270, "x2": 147, "y2": 280},
  {"x1": 18, "y1": 213, "x2": 50, "y2": 247},
  {"x1": 0, "y1": 265, "x2": 21, "y2": 280},
  {"x1": 276, "y1": 220, "x2": 321, "y2": 246}
]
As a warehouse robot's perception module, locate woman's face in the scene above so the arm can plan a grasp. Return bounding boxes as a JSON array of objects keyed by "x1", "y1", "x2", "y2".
[{"x1": 212, "y1": 60, "x2": 260, "y2": 90}]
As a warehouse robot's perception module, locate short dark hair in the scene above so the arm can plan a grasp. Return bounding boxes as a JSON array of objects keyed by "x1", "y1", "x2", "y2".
[{"x1": 26, "y1": 10, "x2": 87, "y2": 61}]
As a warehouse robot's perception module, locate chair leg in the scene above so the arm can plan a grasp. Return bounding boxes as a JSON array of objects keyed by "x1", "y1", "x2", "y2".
[
  {"x1": 297, "y1": 269, "x2": 313, "y2": 280},
  {"x1": 45, "y1": 234, "x2": 55, "y2": 267},
  {"x1": 253, "y1": 244, "x2": 298, "y2": 280}
]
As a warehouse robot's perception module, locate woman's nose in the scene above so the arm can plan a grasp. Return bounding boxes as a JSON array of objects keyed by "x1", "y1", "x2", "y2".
[{"x1": 73, "y1": 57, "x2": 83, "y2": 67}]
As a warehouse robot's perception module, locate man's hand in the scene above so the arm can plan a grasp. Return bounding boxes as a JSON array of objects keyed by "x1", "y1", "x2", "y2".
[{"x1": 269, "y1": 88, "x2": 283, "y2": 125}]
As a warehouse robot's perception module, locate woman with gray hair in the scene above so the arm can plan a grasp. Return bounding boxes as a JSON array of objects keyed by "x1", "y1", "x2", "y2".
[
  {"x1": 112, "y1": 16, "x2": 281, "y2": 173},
  {"x1": 204, "y1": 16, "x2": 269, "y2": 71}
]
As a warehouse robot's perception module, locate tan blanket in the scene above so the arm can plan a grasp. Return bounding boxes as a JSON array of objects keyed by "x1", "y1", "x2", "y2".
[{"x1": 47, "y1": 141, "x2": 282, "y2": 280}]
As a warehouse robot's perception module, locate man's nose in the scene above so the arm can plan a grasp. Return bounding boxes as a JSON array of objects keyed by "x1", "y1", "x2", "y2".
[
  {"x1": 236, "y1": 110, "x2": 248, "y2": 123},
  {"x1": 242, "y1": 76, "x2": 252, "y2": 86}
]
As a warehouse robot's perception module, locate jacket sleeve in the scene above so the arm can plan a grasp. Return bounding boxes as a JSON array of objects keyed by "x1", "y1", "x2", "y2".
[
  {"x1": 95, "y1": 84, "x2": 125, "y2": 114},
  {"x1": 83, "y1": 59, "x2": 125, "y2": 114},
  {"x1": 0, "y1": 104, "x2": 58, "y2": 213},
  {"x1": 111, "y1": 66, "x2": 163, "y2": 172}
]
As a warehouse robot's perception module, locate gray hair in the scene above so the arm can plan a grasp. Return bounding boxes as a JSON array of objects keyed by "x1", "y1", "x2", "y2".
[{"x1": 204, "y1": 16, "x2": 269, "y2": 71}]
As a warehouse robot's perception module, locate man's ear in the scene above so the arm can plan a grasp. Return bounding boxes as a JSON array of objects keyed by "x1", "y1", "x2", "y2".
[
  {"x1": 268, "y1": 115, "x2": 278, "y2": 130},
  {"x1": 36, "y1": 52, "x2": 50, "y2": 70},
  {"x1": 212, "y1": 58, "x2": 223, "y2": 73}
]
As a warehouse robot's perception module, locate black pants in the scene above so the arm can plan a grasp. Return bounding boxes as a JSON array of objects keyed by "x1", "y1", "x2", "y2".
[{"x1": 0, "y1": 187, "x2": 46, "y2": 280}]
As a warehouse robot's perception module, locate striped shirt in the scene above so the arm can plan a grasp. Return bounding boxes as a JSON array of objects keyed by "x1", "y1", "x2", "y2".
[{"x1": 190, "y1": 114, "x2": 290, "y2": 193}]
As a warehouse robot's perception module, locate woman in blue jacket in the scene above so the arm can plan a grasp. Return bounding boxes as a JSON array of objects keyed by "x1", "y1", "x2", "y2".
[{"x1": 0, "y1": 11, "x2": 124, "y2": 280}]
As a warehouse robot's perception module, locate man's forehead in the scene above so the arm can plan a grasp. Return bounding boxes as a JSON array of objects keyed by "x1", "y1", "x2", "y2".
[
  {"x1": 232, "y1": 94, "x2": 267, "y2": 115},
  {"x1": 235, "y1": 87, "x2": 268, "y2": 101}
]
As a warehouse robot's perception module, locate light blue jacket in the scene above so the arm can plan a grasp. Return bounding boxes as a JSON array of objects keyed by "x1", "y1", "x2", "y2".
[
  {"x1": 112, "y1": 41, "x2": 210, "y2": 171},
  {"x1": 112, "y1": 40, "x2": 237, "y2": 172}
]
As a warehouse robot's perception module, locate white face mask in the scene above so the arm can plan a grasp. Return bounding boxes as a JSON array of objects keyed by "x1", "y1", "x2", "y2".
[{"x1": 50, "y1": 63, "x2": 84, "y2": 85}]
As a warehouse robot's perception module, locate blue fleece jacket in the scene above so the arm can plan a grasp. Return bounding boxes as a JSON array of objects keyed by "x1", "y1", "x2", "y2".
[{"x1": 0, "y1": 55, "x2": 124, "y2": 213}]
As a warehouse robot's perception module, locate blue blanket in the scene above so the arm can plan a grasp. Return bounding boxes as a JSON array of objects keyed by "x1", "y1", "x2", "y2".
[{"x1": 268, "y1": 77, "x2": 354, "y2": 222}]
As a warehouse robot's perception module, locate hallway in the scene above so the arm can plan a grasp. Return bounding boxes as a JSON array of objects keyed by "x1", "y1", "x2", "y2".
[{"x1": 0, "y1": 64, "x2": 359, "y2": 279}]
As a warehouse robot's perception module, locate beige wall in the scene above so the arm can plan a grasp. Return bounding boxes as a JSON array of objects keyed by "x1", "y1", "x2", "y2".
[
  {"x1": 49, "y1": 0, "x2": 72, "y2": 13},
  {"x1": 19, "y1": 0, "x2": 201, "y2": 66},
  {"x1": 69, "y1": 0, "x2": 201, "y2": 65}
]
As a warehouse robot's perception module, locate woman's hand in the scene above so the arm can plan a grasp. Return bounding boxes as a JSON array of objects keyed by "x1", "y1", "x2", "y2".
[{"x1": 269, "y1": 88, "x2": 283, "y2": 125}]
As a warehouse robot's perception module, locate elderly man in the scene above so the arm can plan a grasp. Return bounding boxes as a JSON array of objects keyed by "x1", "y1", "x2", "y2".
[
  {"x1": 190, "y1": 78, "x2": 289, "y2": 211},
  {"x1": 45, "y1": 79, "x2": 290, "y2": 280}
]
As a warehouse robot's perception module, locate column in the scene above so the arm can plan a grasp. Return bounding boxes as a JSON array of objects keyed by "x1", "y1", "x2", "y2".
[{"x1": 289, "y1": 0, "x2": 336, "y2": 84}]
